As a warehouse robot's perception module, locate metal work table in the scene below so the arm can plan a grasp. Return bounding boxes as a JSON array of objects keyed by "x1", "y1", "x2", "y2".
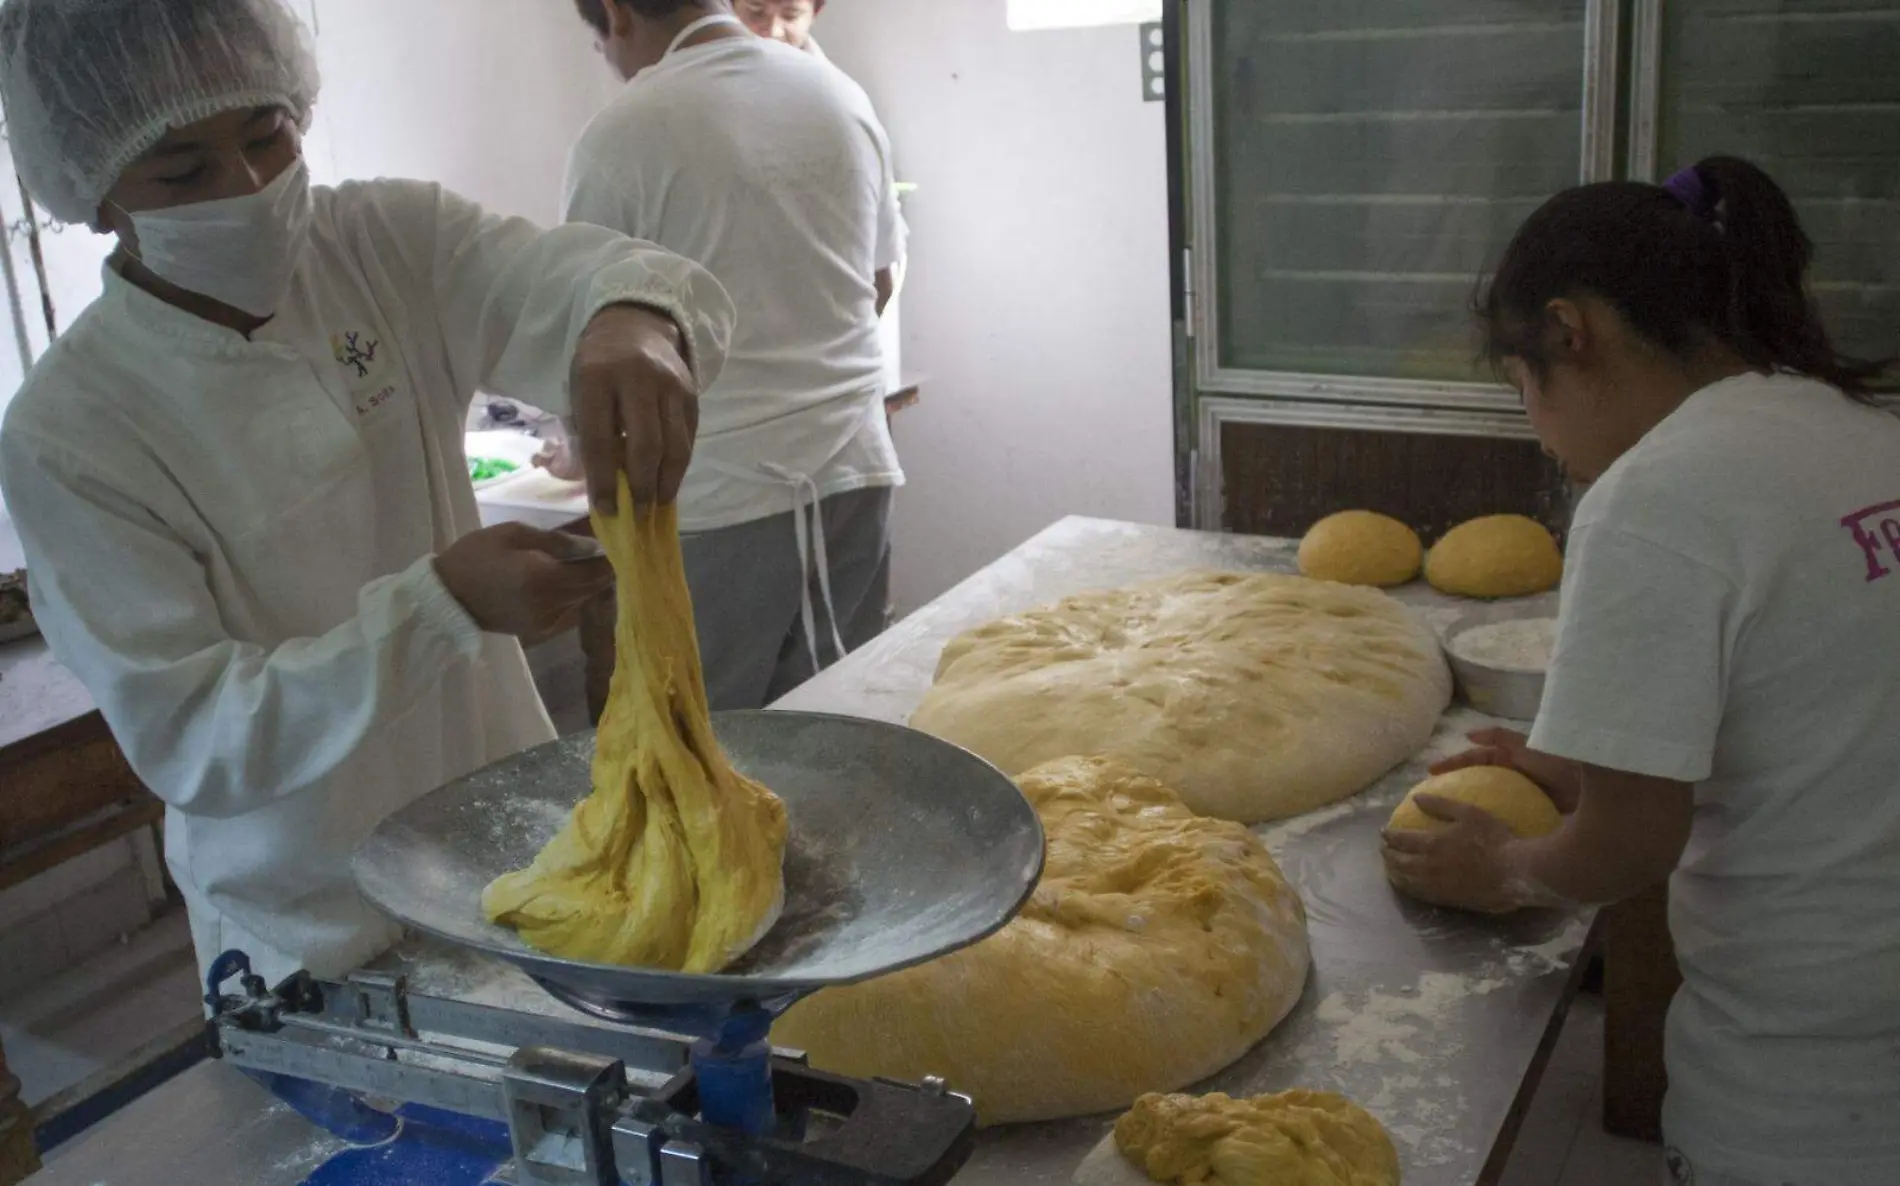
[{"x1": 31, "y1": 516, "x2": 1587, "y2": 1186}]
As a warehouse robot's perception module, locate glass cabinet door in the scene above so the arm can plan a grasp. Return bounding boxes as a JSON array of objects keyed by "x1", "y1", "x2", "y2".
[
  {"x1": 1633, "y1": 0, "x2": 1900, "y2": 370},
  {"x1": 1188, "y1": 0, "x2": 1616, "y2": 403}
]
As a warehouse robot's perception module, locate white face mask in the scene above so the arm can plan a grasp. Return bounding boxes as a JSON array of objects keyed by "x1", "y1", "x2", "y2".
[{"x1": 120, "y1": 160, "x2": 315, "y2": 318}]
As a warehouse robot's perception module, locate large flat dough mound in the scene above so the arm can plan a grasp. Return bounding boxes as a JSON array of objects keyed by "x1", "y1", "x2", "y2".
[
  {"x1": 910, "y1": 570, "x2": 1451, "y2": 823},
  {"x1": 772, "y1": 756, "x2": 1309, "y2": 1126}
]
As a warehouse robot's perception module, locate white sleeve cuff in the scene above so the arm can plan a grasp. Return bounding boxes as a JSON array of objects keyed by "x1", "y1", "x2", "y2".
[
  {"x1": 579, "y1": 269, "x2": 733, "y2": 396},
  {"x1": 1528, "y1": 717, "x2": 1712, "y2": 784},
  {"x1": 406, "y1": 556, "x2": 487, "y2": 660}
]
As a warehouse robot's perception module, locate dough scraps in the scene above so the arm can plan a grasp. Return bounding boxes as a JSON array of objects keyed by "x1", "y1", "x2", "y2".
[
  {"x1": 1072, "y1": 1090, "x2": 1400, "y2": 1186},
  {"x1": 1388, "y1": 767, "x2": 1561, "y2": 840},
  {"x1": 482, "y1": 484, "x2": 787, "y2": 973},
  {"x1": 772, "y1": 756, "x2": 1309, "y2": 1126},
  {"x1": 909, "y1": 570, "x2": 1451, "y2": 823},
  {"x1": 1298, "y1": 511, "x2": 1423, "y2": 588},
  {"x1": 1424, "y1": 515, "x2": 1562, "y2": 599}
]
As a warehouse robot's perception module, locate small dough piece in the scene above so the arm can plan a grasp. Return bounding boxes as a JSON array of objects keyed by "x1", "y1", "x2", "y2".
[
  {"x1": 910, "y1": 571, "x2": 1452, "y2": 823},
  {"x1": 773, "y1": 757, "x2": 1309, "y2": 1126},
  {"x1": 1299, "y1": 511, "x2": 1423, "y2": 587},
  {"x1": 483, "y1": 487, "x2": 787, "y2": 973},
  {"x1": 1389, "y1": 767, "x2": 1560, "y2": 839},
  {"x1": 1073, "y1": 1090, "x2": 1399, "y2": 1186},
  {"x1": 1424, "y1": 515, "x2": 1562, "y2": 599}
]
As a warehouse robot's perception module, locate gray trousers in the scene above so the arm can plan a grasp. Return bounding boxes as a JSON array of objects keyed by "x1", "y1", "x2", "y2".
[{"x1": 682, "y1": 485, "x2": 894, "y2": 711}]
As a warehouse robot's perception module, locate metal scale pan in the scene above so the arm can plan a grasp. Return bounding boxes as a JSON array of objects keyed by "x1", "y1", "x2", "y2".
[{"x1": 352, "y1": 710, "x2": 1043, "y2": 1032}]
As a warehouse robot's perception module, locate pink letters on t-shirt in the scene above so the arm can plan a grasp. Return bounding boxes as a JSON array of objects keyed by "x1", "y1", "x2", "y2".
[{"x1": 1842, "y1": 499, "x2": 1900, "y2": 582}]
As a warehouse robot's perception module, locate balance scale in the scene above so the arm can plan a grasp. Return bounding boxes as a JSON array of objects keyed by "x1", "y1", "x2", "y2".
[{"x1": 205, "y1": 711, "x2": 1045, "y2": 1186}]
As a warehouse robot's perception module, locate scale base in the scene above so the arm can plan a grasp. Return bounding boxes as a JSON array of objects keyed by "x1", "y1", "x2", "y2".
[{"x1": 210, "y1": 955, "x2": 977, "y2": 1186}]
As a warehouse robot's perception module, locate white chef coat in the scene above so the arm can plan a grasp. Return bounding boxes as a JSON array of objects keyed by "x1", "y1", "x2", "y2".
[
  {"x1": 0, "y1": 179, "x2": 734, "y2": 989},
  {"x1": 1529, "y1": 373, "x2": 1900, "y2": 1185},
  {"x1": 564, "y1": 31, "x2": 905, "y2": 533}
]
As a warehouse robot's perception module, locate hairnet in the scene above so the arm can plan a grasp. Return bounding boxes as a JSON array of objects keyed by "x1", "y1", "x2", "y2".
[{"x1": 0, "y1": 0, "x2": 320, "y2": 225}]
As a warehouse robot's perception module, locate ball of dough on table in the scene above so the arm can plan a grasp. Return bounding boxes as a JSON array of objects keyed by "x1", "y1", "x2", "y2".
[
  {"x1": 1298, "y1": 511, "x2": 1423, "y2": 587},
  {"x1": 1389, "y1": 766, "x2": 1561, "y2": 839},
  {"x1": 772, "y1": 756, "x2": 1310, "y2": 1127},
  {"x1": 1072, "y1": 1090, "x2": 1400, "y2": 1186},
  {"x1": 909, "y1": 571, "x2": 1452, "y2": 824},
  {"x1": 1424, "y1": 515, "x2": 1562, "y2": 599}
]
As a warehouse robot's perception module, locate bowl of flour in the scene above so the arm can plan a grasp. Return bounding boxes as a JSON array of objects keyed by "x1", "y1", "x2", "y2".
[{"x1": 1442, "y1": 595, "x2": 1559, "y2": 721}]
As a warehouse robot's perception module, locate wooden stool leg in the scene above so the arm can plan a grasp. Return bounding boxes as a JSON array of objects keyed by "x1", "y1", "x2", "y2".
[
  {"x1": 1601, "y1": 883, "x2": 1682, "y2": 1141},
  {"x1": 0, "y1": 1038, "x2": 41, "y2": 1184}
]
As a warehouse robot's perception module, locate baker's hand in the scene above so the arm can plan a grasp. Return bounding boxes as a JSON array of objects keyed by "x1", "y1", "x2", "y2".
[
  {"x1": 435, "y1": 524, "x2": 612, "y2": 640},
  {"x1": 1382, "y1": 796, "x2": 1527, "y2": 915},
  {"x1": 570, "y1": 305, "x2": 699, "y2": 511},
  {"x1": 532, "y1": 435, "x2": 585, "y2": 483},
  {"x1": 1431, "y1": 728, "x2": 1582, "y2": 813}
]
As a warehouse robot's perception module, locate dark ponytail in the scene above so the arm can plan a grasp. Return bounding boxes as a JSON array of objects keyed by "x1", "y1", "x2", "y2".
[{"x1": 1478, "y1": 155, "x2": 1892, "y2": 402}]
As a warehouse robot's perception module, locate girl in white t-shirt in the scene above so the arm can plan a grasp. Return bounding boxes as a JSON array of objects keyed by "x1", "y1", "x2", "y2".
[{"x1": 1382, "y1": 156, "x2": 1900, "y2": 1186}]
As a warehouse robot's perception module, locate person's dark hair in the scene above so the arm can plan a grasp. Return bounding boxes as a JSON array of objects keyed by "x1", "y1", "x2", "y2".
[
  {"x1": 572, "y1": 0, "x2": 703, "y2": 37},
  {"x1": 1477, "y1": 155, "x2": 1891, "y2": 402}
]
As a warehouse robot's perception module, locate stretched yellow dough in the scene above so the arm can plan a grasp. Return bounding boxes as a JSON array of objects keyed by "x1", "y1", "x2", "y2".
[
  {"x1": 1075, "y1": 1090, "x2": 1399, "y2": 1186},
  {"x1": 482, "y1": 484, "x2": 787, "y2": 973}
]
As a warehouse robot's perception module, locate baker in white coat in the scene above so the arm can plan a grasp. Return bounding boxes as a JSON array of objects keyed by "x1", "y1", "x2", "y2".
[{"x1": 0, "y1": 0, "x2": 735, "y2": 989}]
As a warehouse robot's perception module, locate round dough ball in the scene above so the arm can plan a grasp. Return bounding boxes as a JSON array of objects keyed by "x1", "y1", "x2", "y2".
[
  {"x1": 772, "y1": 757, "x2": 1310, "y2": 1127},
  {"x1": 1074, "y1": 1090, "x2": 1400, "y2": 1186},
  {"x1": 1298, "y1": 511, "x2": 1422, "y2": 587},
  {"x1": 909, "y1": 571, "x2": 1452, "y2": 824},
  {"x1": 1425, "y1": 514, "x2": 1563, "y2": 599},
  {"x1": 1389, "y1": 766, "x2": 1561, "y2": 839}
]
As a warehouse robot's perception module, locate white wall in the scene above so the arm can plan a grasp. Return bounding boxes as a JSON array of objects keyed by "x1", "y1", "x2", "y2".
[
  {"x1": 816, "y1": 0, "x2": 1175, "y2": 611},
  {"x1": 0, "y1": 0, "x2": 611, "y2": 430},
  {"x1": 0, "y1": 134, "x2": 113, "y2": 422},
  {"x1": 301, "y1": 0, "x2": 617, "y2": 223}
]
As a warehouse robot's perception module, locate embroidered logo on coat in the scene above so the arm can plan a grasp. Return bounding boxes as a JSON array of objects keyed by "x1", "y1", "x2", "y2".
[
  {"x1": 332, "y1": 331, "x2": 379, "y2": 378},
  {"x1": 330, "y1": 330, "x2": 399, "y2": 418},
  {"x1": 1842, "y1": 499, "x2": 1900, "y2": 583}
]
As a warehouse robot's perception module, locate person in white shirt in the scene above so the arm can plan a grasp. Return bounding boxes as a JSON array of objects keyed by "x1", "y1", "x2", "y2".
[
  {"x1": 1382, "y1": 156, "x2": 1900, "y2": 1186},
  {"x1": 733, "y1": 0, "x2": 825, "y2": 59},
  {"x1": 566, "y1": 0, "x2": 905, "y2": 710},
  {"x1": 0, "y1": 0, "x2": 735, "y2": 989}
]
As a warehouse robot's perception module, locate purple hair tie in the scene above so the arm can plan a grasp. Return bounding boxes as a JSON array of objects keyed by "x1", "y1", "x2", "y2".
[{"x1": 1662, "y1": 165, "x2": 1717, "y2": 223}]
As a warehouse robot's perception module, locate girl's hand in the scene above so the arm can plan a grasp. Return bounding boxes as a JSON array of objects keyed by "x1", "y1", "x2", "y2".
[
  {"x1": 1382, "y1": 794, "x2": 1529, "y2": 914},
  {"x1": 1432, "y1": 728, "x2": 1583, "y2": 813}
]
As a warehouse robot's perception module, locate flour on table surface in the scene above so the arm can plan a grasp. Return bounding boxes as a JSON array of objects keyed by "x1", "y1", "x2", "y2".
[
  {"x1": 1416, "y1": 706, "x2": 1503, "y2": 767},
  {"x1": 1261, "y1": 796, "x2": 1361, "y2": 858},
  {"x1": 1311, "y1": 971, "x2": 1504, "y2": 1069}
]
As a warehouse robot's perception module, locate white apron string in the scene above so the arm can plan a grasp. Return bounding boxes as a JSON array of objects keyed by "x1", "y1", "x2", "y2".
[{"x1": 698, "y1": 459, "x2": 850, "y2": 677}]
